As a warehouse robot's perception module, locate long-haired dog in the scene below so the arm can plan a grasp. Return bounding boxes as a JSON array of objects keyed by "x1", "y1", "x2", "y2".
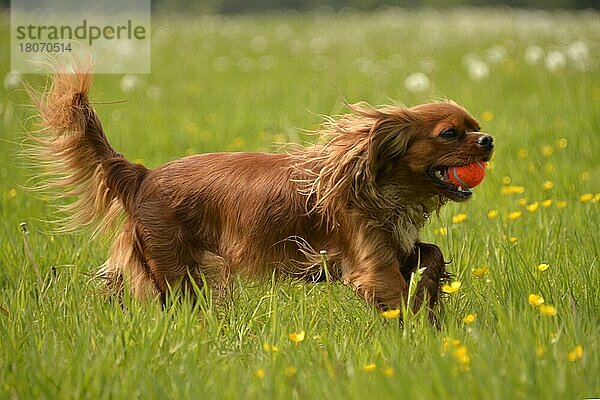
[{"x1": 29, "y1": 62, "x2": 493, "y2": 319}]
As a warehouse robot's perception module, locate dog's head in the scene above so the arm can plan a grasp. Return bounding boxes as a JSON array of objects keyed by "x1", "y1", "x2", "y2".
[
  {"x1": 356, "y1": 101, "x2": 494, "y2": 203},
  {"x1": 305, "y1": 101, "x2": 494, "y2": 222}
]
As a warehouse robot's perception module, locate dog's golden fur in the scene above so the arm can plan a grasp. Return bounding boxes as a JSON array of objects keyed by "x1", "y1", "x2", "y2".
[{"x1": 29, "y1": 62, "x2": 493, "y2": 317}]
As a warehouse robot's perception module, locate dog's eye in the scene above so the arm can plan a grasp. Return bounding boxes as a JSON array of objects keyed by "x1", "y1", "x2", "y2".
[{"x1": 439, "y1": 129, "x2": 458, "y2": 139}]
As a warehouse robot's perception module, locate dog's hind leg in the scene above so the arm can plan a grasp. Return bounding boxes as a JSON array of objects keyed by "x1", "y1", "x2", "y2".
[{"x1": 100, "y1": 221, "x2": 161, "y2": 301}]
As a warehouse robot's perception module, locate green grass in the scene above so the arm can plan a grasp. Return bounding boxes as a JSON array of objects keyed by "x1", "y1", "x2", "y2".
[{"x1": 1, "y1": 8, "x2": 599, "y2": 399}]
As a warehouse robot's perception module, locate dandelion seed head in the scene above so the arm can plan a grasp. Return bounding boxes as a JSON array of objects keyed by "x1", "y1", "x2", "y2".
[
  {"x1": 3, "y1": 72, "x2": 21, "y2": 90},
  {"x1": 468, "y1": 60, "x2": 490, "y2": 81},
  {"x1": 545, "y1": 51, "x2": 566, "y2": 73},
  {"x1": 524, "y1": 45, "x2": 544, "y2": 65},
  {"x1": 120, "y1": 74, "x2": 141, "y2": 93},
  {"x1": 404, "y1": 72, "x2": 430, "y2": 93}
]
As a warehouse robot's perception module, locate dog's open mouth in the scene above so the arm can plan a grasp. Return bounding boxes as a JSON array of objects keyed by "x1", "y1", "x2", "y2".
[
  {"x1": 427, "y1": 166, "x2": 473, "y2": 200},
  {"x1": 427, "y1": 156, "x2": 491, "y2": 201}
]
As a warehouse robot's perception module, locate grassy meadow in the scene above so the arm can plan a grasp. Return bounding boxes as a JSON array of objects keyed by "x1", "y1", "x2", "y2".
[{"x1": 1, "y1": 8, "x2": 599, "y2": 399}]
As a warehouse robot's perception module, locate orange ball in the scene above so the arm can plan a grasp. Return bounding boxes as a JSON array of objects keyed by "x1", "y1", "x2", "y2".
[{"x1": 448, "y1": 161, "x2": 487, "y2": 189}]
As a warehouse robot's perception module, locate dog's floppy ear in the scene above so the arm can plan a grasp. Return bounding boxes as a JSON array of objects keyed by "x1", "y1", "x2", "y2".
[
  {"x1": 299, "y1": 103, "x2": 420, "y2": 225},
  {"x1": 357, "y1": 104, "x2": 421, "y2": 181}
]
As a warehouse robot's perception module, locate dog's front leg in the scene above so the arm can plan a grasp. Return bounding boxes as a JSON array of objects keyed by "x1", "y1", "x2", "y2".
[
  {"x1": 400, "y1": 242, "x2": 448, "y2": 317},
  {"x1": 343, "y1": 232, "x2": 409, "y2": 311}
]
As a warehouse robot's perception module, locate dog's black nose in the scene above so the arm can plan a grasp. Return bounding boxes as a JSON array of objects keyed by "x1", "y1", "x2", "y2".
[{"x1": 476, "y1": 134, "x2": 494, "y2": 150}]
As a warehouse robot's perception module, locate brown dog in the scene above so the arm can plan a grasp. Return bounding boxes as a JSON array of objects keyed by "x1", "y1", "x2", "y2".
[{"x1": 29, "y1": 63, "x2": 493, "y2": 317}]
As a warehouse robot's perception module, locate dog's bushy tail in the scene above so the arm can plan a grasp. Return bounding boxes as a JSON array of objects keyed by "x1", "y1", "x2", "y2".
[{"x1": 27, "y1": 60, "x2": 148, "y2": 236}]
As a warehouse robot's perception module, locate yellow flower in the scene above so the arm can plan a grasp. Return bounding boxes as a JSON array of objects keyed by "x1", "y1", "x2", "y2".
[
  {"x1": 536, "y1": 263, "x2": 549, "y2": 272},
  {"x1": 482, "y1": 111, "x2": 494, "y2": 122},
  {"x1": 502, "y1": 176, "x2": 512, "y2": 185},
  {"x1": 263, "y1": 343, "x2": 279, "y2": 353},
  {"x1": 362, "y1": 363, "x2": 376, "y2": 373},
  {"x1": 517, "y1": 148, "x2": 528, "y2": 159},
  {"x1": 289, "y1": 331, "x2": 305, "y2": 343},
  {"x1": 453, "y1": 344, "x2": 471, "y2": 371},
  {"x1": 463, "y1": 314, "x2": 477, "y2": 324},
  {"x1": 567, "y1": 345, "x2": 583, "y2": 362},
  {"x1": 542, "y1": 199, "x2": 553, "y2": 208},
  {"x1": 284, "y1": 367, "x2": 297, "y2": 377},
  {"x1": 544, "y1": 163, "x2": 556, "y2": 173},
  {"x1": 452, "y1": 213, "x2": 467, "y2": 224},
  {"x1": 595, "y1": 193, "x2": 600, "y2": 203},
  {"x1": 539, "y1": 304, "x2": 557, "y2": 317},
  {"x1": 507, "y1": 211, "x2": 522, "y2": 220},
  {"x1": 502, "y1": 186, "x2": 525, "y2": 195},
  {"x1": 8, "y1": 188, "x2": 17, "y2": 198},
  {"x1": 442, "y1": 281, "x2": 461, "y2": 294},
  {"x1": 556, "y1": 200, "x2": 567, "y2": 208},
  {"x1": 580, "y1": 171, "x2": 590, "y2": 181},
  {"x1": 472, "y1": 266, "x2": 489, "y2": 278},
  {"x1": 255, "y1": 368, "x2": 266, "y2": 379},
  {"x1": 435, "y1": 227, "x2": 448, "y2": 236},
  {"x1": 518, "y1": 198, "x2": 528, "y2": 206},
  {"x1": 382, "y1": 367, "x2": 395, "y2": 377},
  {"x1": 580, "y1": 193, "x2": 593, "y2": 203},
  {"x1": 535, "y1": 345, "x2": 547, "y2": 358},
  {"x1": 381, "y1": 309, "x2": 401, "y2": 319},
  {"x1": 528, "y1": 294, "x2": 545, "y2": 307},
  {"x1": 487, "y1": 209, "x2": 498, "y2": 219},
  {"x1": 527, "y1": 202, "x2": 539, "y2": 212},
  {"x1": 542, "y1": 145, "x2": 554, "y2": 157},
  {"x1": 556, "y1": 138, "x2": 568, "y2": 149},
  {"x1": 508, "y1": 236, "x2": 518, "y2": 244},
  {"x1": 542, "y1": 181, "x2": 554, "y2": 190}
]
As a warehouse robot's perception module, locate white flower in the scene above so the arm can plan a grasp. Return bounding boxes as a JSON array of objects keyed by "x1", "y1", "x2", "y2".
[
  {"x1": 309, "y1": 37, "x2": 328, "y2": 54},
  {"x1": 237, "y1": 57, "x2": 255, "y2": 72},
  {"x1": 259, "y1": 55, "x2": 274, "y2": 70},
  {"x1": 468, "y1": 60, "x2": 489, "y2": 81},
  {"x1": 275, "y1": 24, "x2": 293, "y2": 41},
  {"x1": 3, "y1": 72, "x2": 21, "y2": 90},
  {"x1": 420, "y1": 58, "x2": 436, "y2": 73},
  {"x1": 525, "y1": 45, "x2": 544, "y2": 65},
  {"x1": 566, "y1": 41, "x2": 589, "y2": 63},
  {"x1": 545, "y1": 51, "x2": 566, "y2": 73},
  {"x1": 120, "y1": 74, "x2": 141, "y2": 93},
  {"x1": 250, "y1": 36, "x2": 268, "y2": 53},
  {"x1": 146, "y1": 85, "x2": 162, "y2": 100},
  {"x1": 404, "y1": 72, "x2": 430, "y2": 93},
  {"x1": 486, "y1": 45, "x2": 506, "y2": 64},
  {"x1": 213, "y1": 56, "x2": 230, "y2": 72},
  {"x1": 566, "y1": 41, "x2": 590, "y2": 71}
]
